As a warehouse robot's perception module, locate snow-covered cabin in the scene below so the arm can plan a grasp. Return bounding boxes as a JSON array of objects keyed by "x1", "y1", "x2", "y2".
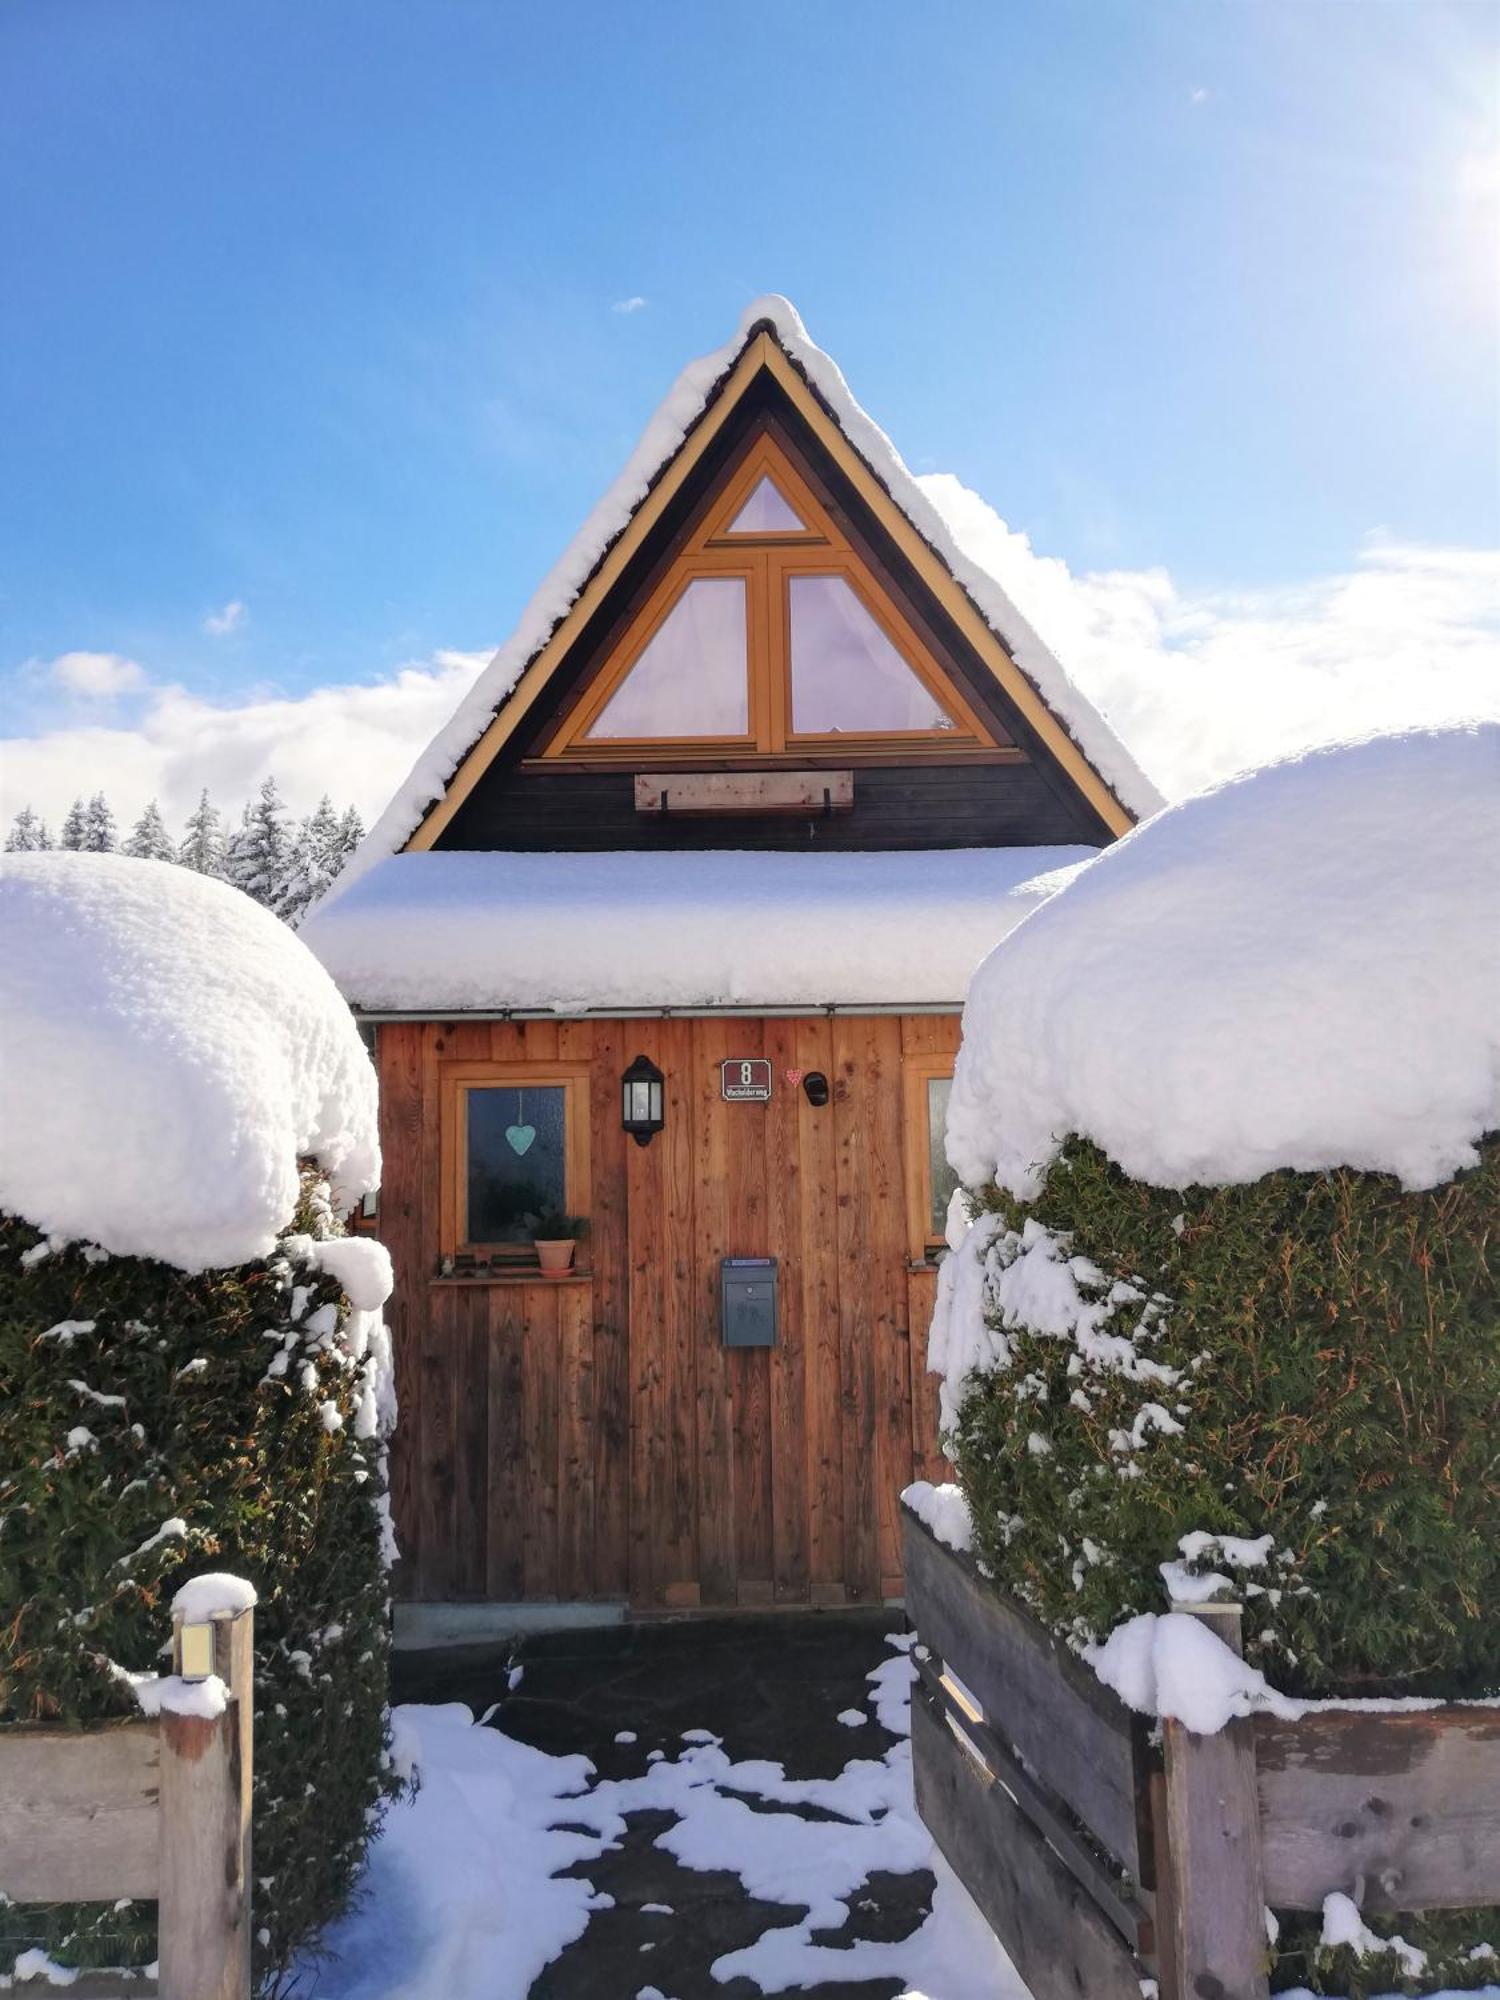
[{"x1": 303, "y1": 297, "x2": 1155, "y2": 1617}]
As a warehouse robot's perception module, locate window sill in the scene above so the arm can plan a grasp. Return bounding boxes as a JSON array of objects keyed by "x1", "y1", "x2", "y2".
[{"x1": 431, "y1": 1269, "x2": 593, "y2": 1289}]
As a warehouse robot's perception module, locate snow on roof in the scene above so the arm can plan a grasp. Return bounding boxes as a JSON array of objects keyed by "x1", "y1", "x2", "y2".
[
  {"x1": 300, "y1": 846, "x2": 1096, "y2": 1014},
  {"x1": 335, "y1": 297, "x2": 1157, "y2": 899},
  {"x1": 0, "y1": 853, "x2": 380, "y2": 1271},
  {"x1": 946, "y1": 722, "x2": 1500, "y2": 1200}
]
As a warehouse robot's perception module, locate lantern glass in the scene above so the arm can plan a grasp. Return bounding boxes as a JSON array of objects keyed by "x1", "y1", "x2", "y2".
[
  {"x1": 621, "y1": 1055, "x2": 665, "y2": 1145},
  {"x1": 178, "y1": 1619, "x2": 216, "y2": 1681}
]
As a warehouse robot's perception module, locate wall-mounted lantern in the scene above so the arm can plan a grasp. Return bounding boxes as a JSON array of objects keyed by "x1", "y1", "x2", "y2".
[
  {"x1": 802, "y1": 1071, "x2": 830, "y2": 1107},
  {"x1": 621, "y1": 1054, "x2": 665, "y2": 1147}
]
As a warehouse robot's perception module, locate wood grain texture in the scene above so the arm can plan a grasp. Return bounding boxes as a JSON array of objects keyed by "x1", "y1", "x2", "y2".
[
  {"x1": 796, "y1": 1015, "x2": 845, "y2": 1605},
  {"x1": 633, "y1": 769, "x2": 855, "y2": 815},
  {"x1": 1161, "y1": 1605, "x2": 1270, "y2": 2000},
  {"x1": 0, "y1": 1723, "x2": 160, "y2": 1902},
  {"x1": 445, "y1": 760, "x2": 1095, "y2": 854},
  {"x1": 832, "y1": 1017, "x2": 879, "y2": 1603},
  {"x1": 902, "y1": 1508, "x2": 1147, "y2": 1876},
  {"x1": 383, "y1": 1012, "x2": 963, "y2": 1609},
  {"x1": 484, "y1": 1287, "x2": 525, "y2": 1600},
  {"x1": 691, "y1": 1017, "x2": 738, "y2": 1605},
  {"x1": 763, "y1": 1017, "x2": 809, "y2": 1603},
  {"x1": 661, "y1": 1019, "x2": 702, "y2": 1599},
  {"x1": 586, "y1": 1017, "x2": 631, "y2": 1598},
  {"x1": 911, "y1": 1683, "x2": 1146, "y2": 2000},
  {"x1": 1256, "y1": 1705, "x2": 1500, "y2": 1911},
  {"x1": 157, "y1": 1605, "x2": 253, "y2": 2000},
  {"x1": 905, "y1": 1267, "x2": 945, "y2": 1480},
  {"x1": 914, "y1": 1656, "x2": 1153, "y2": 1952},
  {"x1": 725, "y1": 1019, "x2": 773, "y2": 1591},
  {"x1": 863, "y1": 1016, "x2": 913, "y2": 1594},
  {"x1": 158, "y1": 1705, "x2": 249, "y2": 2000}
]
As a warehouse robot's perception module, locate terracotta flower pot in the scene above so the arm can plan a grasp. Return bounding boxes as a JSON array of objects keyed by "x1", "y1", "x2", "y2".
[{"x1": 534, "y1": 1237, "x2": 576, "y2": 1276}]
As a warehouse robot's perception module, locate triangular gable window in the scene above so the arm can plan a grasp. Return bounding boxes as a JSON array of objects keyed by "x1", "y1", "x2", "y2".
[
  {"x1": 548, "y1": 428, "x2": 1004, "y2": 757},
  {"x1": 725, "y1": 475, "x2": 806, "y2": 535},
  {"x1": 586, "y1": 576, "x2": 749, "y2": 741},
  {"x1": 788, "y1": 575, "x2": 957, "y2": 734}
]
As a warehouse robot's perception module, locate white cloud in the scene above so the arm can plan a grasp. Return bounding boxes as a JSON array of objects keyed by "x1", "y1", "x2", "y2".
[
  {"x1": 203, "y1": 599, "x2": 247, "y2": 637},
  {"x1": 4, "y1": 506, "x2": 1497, "y2": 843},
  {"x1": 0, "y1": 650, "x2": 491, "y2": 834},
  {"x1": 919, "y1": 473, "x2": 1500, "y2": 800},
  {"x1": 611, "y1": 296, "x2": 648, "y2": 315},
  {"x1": 1456, "y1": 142, "x2": 1499, "y2": 201},
  {"x1": 46, "y1": 651, "x2": 149, "y2": 699},
  {"x1": 1188, "y1": 85, "x2": 1210, "y2": 106}
]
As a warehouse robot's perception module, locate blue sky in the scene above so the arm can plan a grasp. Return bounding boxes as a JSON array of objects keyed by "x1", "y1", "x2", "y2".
[{"x1": 1, "y1": 0, "x2": 1496, "y2": 821}]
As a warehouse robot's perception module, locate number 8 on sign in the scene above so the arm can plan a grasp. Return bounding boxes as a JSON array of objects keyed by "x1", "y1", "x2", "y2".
[{"x1": 720, "y1": 1057, "x2": 773, "y2": 1103}]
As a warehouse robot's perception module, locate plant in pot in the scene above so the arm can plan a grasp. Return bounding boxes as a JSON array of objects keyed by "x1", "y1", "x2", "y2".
[{"x1": 528, "y1": 1210, "x2": 588, "y2": 1276}]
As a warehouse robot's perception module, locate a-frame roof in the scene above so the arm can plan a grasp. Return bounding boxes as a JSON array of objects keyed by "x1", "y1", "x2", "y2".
[{"x1": 343, "y1": 298, "x2": 1160, "y2": 890}]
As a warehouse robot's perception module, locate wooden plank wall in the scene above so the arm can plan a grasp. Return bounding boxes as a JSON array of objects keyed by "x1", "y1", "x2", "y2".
[{"x1": 377, "y1": 1012, "x2": 959, "y2": 1607}]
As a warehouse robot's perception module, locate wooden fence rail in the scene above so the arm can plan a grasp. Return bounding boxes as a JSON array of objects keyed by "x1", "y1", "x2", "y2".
[
  {"x1": 903, "y1": 1504, "x2": 1500, "y2": 2000},
  {"x1": 0, "y1": 1596, "x2": 253, "y2": 2000}
]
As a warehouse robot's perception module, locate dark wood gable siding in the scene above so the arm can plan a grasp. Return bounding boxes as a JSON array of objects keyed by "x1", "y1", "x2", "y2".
[{"x1": 436, "y1": 370, "x2": 1113, "y2": 854}]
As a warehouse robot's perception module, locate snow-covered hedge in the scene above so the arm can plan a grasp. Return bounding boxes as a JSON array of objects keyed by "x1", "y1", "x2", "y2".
[
  {"x1": 0, "y1": 1186, "x2": 399, "y2": 1983},
  {"x1": 931, "y1": 726, "x2": 1500, "y2": 1997},
  {"x1": 0, "y1": 855, "x2": 397, "y2": 1988}
]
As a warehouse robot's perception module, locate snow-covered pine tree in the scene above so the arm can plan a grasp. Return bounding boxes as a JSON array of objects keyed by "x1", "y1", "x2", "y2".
[
  {"x1": 4, "y1": 807, "x2": 52, "y2": 851},
  {"x1": 275, "y1": 795, "x2": 342, "y2": 925},
  {"x1": 123, "y1": 799, "x2": 176, "y2": 862},
  {"x1": 82, "y1": 792, "x2": 118, "y2": 853},
  {"x1": 224, "y1": 776, "x2": 290, "y2": 907},
  {"x1": 335, "y1": 803, "x2": 365, "y2": 867},
  {"x1": 178, "y1": 788, "x2": 226, "y2": 875},
  {"x1": 59, "y1": 799, "x2": 88, "y2": 850}
]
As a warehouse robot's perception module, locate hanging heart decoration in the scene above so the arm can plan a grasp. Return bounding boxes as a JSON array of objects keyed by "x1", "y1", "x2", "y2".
[
  {"x1": 784, "y1": 1068, "x2": 805, "y2": 1086},
  {"x1": 505, "y1": 1124, "x2": 537, "y2": 1156}
]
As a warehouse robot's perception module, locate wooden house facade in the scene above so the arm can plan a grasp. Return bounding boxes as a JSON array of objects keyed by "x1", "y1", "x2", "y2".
[{"x1": 303, "y1": 298, "x2": 1157, "y2": 1615}]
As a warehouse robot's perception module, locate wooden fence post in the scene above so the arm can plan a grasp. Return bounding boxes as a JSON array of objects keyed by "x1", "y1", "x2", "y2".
[
  {"x1": 1160, "y1": 1601, "x2": 1270, "y2": 2000},
  {"x1": 157, "y1": 1602, "x2": 253, "y2": 2000}
]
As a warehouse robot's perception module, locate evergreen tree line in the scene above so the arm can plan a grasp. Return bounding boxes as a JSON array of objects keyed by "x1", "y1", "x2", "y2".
[{"x1": 4, "y1": 777, "x2": 364, "y2": 927}]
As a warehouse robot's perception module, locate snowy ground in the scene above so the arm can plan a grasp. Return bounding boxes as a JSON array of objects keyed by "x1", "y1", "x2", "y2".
[{"x1": 296, "y1": 1626, "x2": 1024, "y2": 2000}]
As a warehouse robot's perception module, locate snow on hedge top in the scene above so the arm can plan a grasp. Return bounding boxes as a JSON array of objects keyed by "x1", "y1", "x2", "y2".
[
  {"x1": 947, "y1": 724, "x2": 1500, "y2": 1200},
  {"x1": 334, "y1": 295, "x2": 1157, "y2": 896},
  {"x1": 302, "y1": 846, "x2": 1093, "y2": 1013},
  {"x1": 0, "y1": 854, "x2": 380, "y2": 1271}
]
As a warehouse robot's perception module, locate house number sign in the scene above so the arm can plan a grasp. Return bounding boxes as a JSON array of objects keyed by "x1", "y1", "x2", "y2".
[{"x1": 720, "y1": 1057, "x2": 773, "y2": 1103}]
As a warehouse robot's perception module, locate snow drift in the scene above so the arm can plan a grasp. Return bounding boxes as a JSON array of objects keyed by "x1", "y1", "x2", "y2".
[
  {"x1": 0, "y1": 853, "x2": 380, "y2": 1270},
  {"x1": 301, "y1": 845, "x2": 1093, "y2": 1014},
  {"x1": 946, "y1": 723, "x2": 1500, "y2": 1199}
]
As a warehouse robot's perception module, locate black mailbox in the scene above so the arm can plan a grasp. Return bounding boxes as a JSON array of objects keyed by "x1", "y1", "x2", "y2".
[{"x1": 721, "y1": 1257, "x2": 778, "y2": 1348}]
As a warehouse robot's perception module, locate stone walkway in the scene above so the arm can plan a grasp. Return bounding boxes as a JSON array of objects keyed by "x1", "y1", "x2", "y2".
[{"x1": 395, "y1": 1613, "x2": 938, "y2": 2000}]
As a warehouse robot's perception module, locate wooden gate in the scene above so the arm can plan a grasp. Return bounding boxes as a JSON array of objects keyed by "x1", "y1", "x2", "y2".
[{"x1": 904, "y1": 1505, "x2": 1500, "y2": 2000}]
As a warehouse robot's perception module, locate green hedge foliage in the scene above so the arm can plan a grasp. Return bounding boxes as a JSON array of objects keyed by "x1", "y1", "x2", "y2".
[
  {"x1": 0, "y1": 1179, "x2": 398, "y2": 1990},
  {"x1": 947, "y1": 1133, "x2": 1500, "y2": 1996}
]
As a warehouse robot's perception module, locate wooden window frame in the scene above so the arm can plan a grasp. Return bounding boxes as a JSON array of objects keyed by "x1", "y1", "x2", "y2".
[
  {"x1": 545, "y1": 432, "x2": 1002, "y2": 763},
  {"x1": 703, "y1": 435, "x2": 829, "y2": 547},
  {"x1": 439, "y1": 1060, "x2": 592, "y2": 1260},
  {"x1": 558, "y1": 558, "x2": 762, "y2": 753},
  {"x1": 903, "y1": 1053, "x2": 958, "y2": 1264}
]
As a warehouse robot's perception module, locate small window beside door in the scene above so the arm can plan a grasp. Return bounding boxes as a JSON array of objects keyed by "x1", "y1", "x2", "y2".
[
  {"x1": 440, "y1": 1062, "x2": 591, "y2": 1262},
  {"x1": 904, "y1": 1055, "x2": 961, "y2": 1262}
]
